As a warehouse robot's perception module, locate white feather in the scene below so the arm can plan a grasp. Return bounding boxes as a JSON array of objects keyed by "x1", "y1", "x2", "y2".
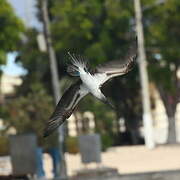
[
  {"x1": 80, "y1": 71, "x2": 106, "y2": 99},
  {"x1": 68, "y1": 52, "x2": 106, "y2": 99},
  {"x1": 68, "y1": 52, "x2": 87, "y2": 72}
]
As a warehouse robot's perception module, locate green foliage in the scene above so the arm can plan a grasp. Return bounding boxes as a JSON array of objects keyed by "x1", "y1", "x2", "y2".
[
  {"x1": 50, "y1": 0, "x2": 134, "y2": 66},
  {"x1": 11, "y1": 0, "x2": 180, "y2": 145},
  {"x1": 0, "y1": 136, "x2": 9, "y2": 156},
  {"x1": 65, "y1": 135, "x2": 112, "y2": 153},
  {"x1": 16, "y1": 0, "x2": 142, "y2": 146},
  {"x1": 143, "y1": 0, "x2": 180, "y2": 142},
  {"x1": 66, "y1": 136, "x2": 79, "y2": 154},
  {"x1": 78, "y1": 95, "x2": 116, "y2": 148},
  {"x1": 0, "y1": 0, "x2": 24, "y2": 65},
  {"x1": 16, "y1": 29, "x2": 53, "y2": 95},
  {"x1": 1, "y1": 85, "x2": 59, "y2": 148},
  {"x1": 146, "y1": 0, "x2": 180, "y2": 93},
  {"x1": 79, "y1": 95, "x2": 115, "y2": 132},
  {"x1": 49, "y1": 1, "x2": 142, "y2": 145},
  {"x1": 101, "y1": 134, "x2": 113, "y2": 151}
]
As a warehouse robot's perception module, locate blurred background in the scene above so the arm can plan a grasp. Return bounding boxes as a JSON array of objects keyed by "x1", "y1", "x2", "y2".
[{"x1": 0, "y1": 0, "x2": 180, "y2": 180}]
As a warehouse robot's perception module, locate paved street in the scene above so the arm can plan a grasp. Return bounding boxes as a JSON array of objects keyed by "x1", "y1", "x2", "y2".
[
  {"x1": 65, "y1": 145, "x2": 180, "y2": 177},
  {"x1": 1, "y1": 145, "x2": 180, "y2": 179}
]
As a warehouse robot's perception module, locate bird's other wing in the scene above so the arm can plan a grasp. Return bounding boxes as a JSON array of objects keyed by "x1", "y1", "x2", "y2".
[
  {"x1": 44, "y1": 80, "x2": 89, "y2": 137},
  {"x1": 96, "y1": 38, "x2": 137, "y2": 84}
]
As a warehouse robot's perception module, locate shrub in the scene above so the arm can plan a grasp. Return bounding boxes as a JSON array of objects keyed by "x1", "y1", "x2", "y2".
[
  {"x1": 0, "y1": 136, "x2": 9, "y2": 156},
  {"x1": 65, "y1": 136, "x2": 79, "y2": 154}
]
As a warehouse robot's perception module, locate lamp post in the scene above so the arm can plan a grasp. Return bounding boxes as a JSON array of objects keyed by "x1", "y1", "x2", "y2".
[
  {"x1": 134, "y1": 0, "x2": 155, "y2": 149},
  {"x1": 41, "y1": 0, "x2": 67, "y2": 178}
]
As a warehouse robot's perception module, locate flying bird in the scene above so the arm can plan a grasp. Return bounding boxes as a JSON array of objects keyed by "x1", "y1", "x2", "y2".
[{"x1": 44, "y1": 39, "x2": 137, "y2": 137}]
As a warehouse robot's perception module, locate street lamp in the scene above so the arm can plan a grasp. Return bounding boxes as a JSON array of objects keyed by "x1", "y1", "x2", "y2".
[
  {"x1": 134, "y1": 0, "x2": 155, "y2": 149},
  {"x1": 40, "y1": 0, "x2": 67, "y2": 178}
]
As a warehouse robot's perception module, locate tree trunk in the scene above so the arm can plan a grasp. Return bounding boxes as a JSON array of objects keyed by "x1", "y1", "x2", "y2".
[
  {"x1": 167, "y1": 116, "x2": 176, "y2": 144},
  {"x1": 157, "y1": 86, "x2": 178, "y2": 144},
  {"x1": 164, "y1": 98, "x2": 177, "y2": 144},
  {"x1": 129, "y1": 129, "x2": 140, "y2": 145}
]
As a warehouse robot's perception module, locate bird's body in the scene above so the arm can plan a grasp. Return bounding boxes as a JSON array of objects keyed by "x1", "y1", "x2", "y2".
[
  {"x1": 80, "y1": 70, "x2": 105, "y2": 99},
  {"x1": 44, "y1": 39, "x2": 137, "y2": 137}
]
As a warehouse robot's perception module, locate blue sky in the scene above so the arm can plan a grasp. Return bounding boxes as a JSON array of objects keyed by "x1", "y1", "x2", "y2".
[
  {"x1": 7, "y1": 0, "x2": 41, "y2": 29},
  {"x1": 1, "y1": 53, "x2": 27, "y2": 76},
  {"x1": 2, "y1": 0, "x2": 41, "y2": 76}
]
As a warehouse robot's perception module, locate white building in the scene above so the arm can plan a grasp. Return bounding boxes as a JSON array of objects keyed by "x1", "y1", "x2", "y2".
[
  {"x1": 0, "y1": 74, "x2": 22, "y2": 96},
  {"x1": 0, "y1": 73, "x2": 22, "y2": 133}
]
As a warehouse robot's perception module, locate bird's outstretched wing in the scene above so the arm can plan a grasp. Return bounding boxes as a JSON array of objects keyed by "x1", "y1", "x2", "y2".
[
  {"x1": 44, "y1": 80, "x2": 89, "y2": 137},
  {"x1": 96, "y1": 39, "x2": 137, "y2": 84}
]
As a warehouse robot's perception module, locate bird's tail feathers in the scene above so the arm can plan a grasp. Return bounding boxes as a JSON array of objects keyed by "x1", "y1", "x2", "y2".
[
  {"x1": 67, "y1": 52, "x2": 87, "y2": 76},
  {"x1": 67, "y1": 64, "x2": 80, "y2": 76}
]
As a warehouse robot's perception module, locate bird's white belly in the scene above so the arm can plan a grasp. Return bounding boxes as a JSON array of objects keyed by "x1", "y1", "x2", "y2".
[
  {"x1": 81, "y1": 74, "x2": 98, "y2": 90},
  {"x1": 80, "y1": 72, "x2": 106, "y2": 97}
]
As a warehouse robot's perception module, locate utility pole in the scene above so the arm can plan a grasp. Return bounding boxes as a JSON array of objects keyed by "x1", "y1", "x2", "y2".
[
  {"x1": 41, "y1": 0, "x2": 67, "y2": 178},
  {"x1": 134, "y1": 0, "x2": 155, "y2": 149}
]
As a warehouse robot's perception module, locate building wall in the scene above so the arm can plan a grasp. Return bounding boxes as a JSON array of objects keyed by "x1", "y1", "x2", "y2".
[
  {"x1": 150, "y1": 83, "x2": 180, "y2": 144},
  {"x1": 0, "y1": 74, "x2": 22, "y2": 133},
  {"x1": 0, "y1": 74, "x2": 22, "y2": 96}
]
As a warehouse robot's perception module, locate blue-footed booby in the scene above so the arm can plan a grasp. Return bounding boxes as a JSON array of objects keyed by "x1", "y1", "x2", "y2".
[{"x1": 44, "y1": 39, "x2": 137, "y2": 137}]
